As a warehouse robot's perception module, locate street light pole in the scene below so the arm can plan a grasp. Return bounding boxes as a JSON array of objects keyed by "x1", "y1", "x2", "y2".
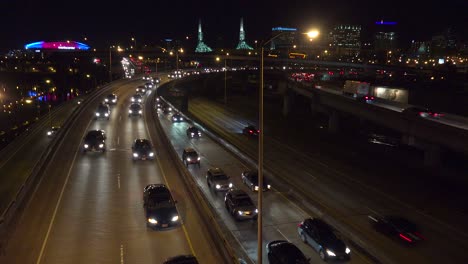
[
  {"x1": 224, "y1": 58, "x2": 227, "y2": 105},
  {"x1": 109, "y1": 47, "x2": 112, "y2": 82},
  {"x1": 258, "y1": 45, "x2": 265, "y2": 264}
]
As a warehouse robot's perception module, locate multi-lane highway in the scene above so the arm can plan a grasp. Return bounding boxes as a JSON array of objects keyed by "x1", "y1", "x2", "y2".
[
  {"x1": 0, "y1": 78, "x2": 225, "y2": 263},
  {"x1": 179, "y1": 92, "x2": 468, "y2": 263}
]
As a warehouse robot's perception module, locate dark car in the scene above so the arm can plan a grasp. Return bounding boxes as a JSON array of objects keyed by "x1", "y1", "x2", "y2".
[
  {"x1": 163, "y1": 255, "x2": 198, "y2": 264},
  {"x1": 298, "y1": 218, "x2": 351, "y2": 261},
  {"x1": 128, "y1": 103, "x2": 143, "y2": 117},
  {"x1": 182, "y1": 148, "x2": 200, "y2": 167},
  {"x1": 241, "y1": 170, "x2": 271, "y2": 192},
  {"x1": 206, "y1": 167, "x2": 233, "y2": 192},
  {"x1": 95, "y1": 103, "x2": 110, "y2": 120},
  {"x1": 144, "y1": 82, "x2": 154, "y2": 89},
  {"x1": 136, "y1": 85, "x2": 147, "y2": 94},
  {"x1": 154, "y1": 77, "x2": 161, "y2": 84},
  {"x1": 83, "y1": 130, "x2": 106, "y2": 153},
  {"x1": 162, "y1": 105, "x2": 173, "y2": 114},
  {"x1": 224, "y1": 189, "x2": 258, "y2": 221},
  {"x1": 172, "y1": 113, "x2": 184, "y2": 123},
  {"x1": 356, "y1": 95, "x2": 375, "y2": 103},
  {"x1": 402, "y1": 106, "x2": 443, "y2": 118},
  {"x1": 186, "y1": 126, "x2": 201, "y2": 139},
  {"x1": 369, "y1": 215, "x2": 424, "y2": 244},
  {"x1": 242, "y1": 125, "x2": 259, "y2": 137},
  {"x1": 131, "y1": 94, "x2": 143, "y2": 103},
  {"x1": 266, "y1": 240, "x2": 309, "y2": 264},
  {"x1": 104, "y1": 93, "x2": 118, "y2": 104},
  {"x1": 143, "y1": 184, "x2": 180, "y2": 229},
  {"x1": 132, "y1": 139, "x2": 154, "y2": 160},
  {"x1": 47, "y1": 126, "x2": 60, "y2": 137}
]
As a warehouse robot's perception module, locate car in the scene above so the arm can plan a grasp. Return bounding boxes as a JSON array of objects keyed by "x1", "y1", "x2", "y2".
[
  {"x1": 104, "y1": 93, "x2": 118, "y2": 104},
  {"x1": 143, "y1": 184, "x2": 180, "y2": 229},
  {"x1": 242, "y1": 125, "x2": 259, "y2": 137},
  {"x1": 172, "y1": 113, "x2": 184, "y2": 123},
  {"x1": 144, "y1": 82, "x2": 153, "y2": 89},
  {"x1": 356, "y1": 95, "x2": 375, "y2": 103},
  {"x1": 142, "y1": 76, "x2": 151, "y2": 81},
  {"x1": 298, "y1": 218, "x2": 351, "y2": 261},
  {"x1": 186, "y1": 126, "x2": 201, "y2": 138},
  {"x1": 132, "y1": 139, "x2": 155, "y2": 160},
  {"x1": 156, "y1": 96, "x2": 161, "y2": 102},
  {"x1": 77, "y1": 99, "x2": 83, "y2": 105},
  {"x1": 241, "y1": 170, "x2": 271, "y2": 192},
  {"x1": 47, "y1": 126, "x2": 60, "y2": 137},
  {"x1": 82, "y1": 130, "x2": 106, "y2": 153},
  {"x1": 224, "y1": 189, "x2": 258, "y2": 221},
  {"x1": 162, "y1": 105, "x2": 173, "y2": 114},
  {"x1": 131, "y1": 94, "x2": 143, "y2": 103},
  {"x1": 163, "y1": 255, "x2": 198, "y2": 264},
  {"x1": 154, "y1": 77, "x2": 161, "y2": 84},
  {"x1": 128, "y1": 103, "x2": 143, "y2": 117},
  {"x1": 369, "y1": 215, "x2": 424, "y2": 244},
  {"x1": 206, "y1": 167, "x2": 233, "y2": 192},
  {"x1": 156, "y1": 102, "x2": 164, "y2": 110},
  {"x1": 266, "y1": 240, "x2": 309, "y2": 264},
  {"x1": 182, "y1": 148, "x2": 200, "y2": 167},
  {"x1": 402, "y1": 106, "x2": 444, "y2": 118},
  {"x1": 136, "y1": 86, "x2": 147, "y2": 94},
  {"x1": 95, "y1": 103, "x2": 110, "y2": 120}
]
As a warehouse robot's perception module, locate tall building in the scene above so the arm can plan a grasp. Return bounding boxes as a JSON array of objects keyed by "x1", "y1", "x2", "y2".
[
  {"x1": 373, "y1": 20, "x2": 398, "y2": 52},
  {"x1": 236, "y1": 18, "x2": 253, "y2": 50},
  {"x1": 329, "y1": 25, "x2": 361, "y2": 57}
]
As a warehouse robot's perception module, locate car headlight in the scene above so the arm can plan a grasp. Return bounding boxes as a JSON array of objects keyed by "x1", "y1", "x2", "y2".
[
  {"x1": 187, "y1": 158, "x2": 191, "y2": 161},
  {"x1": 345, "y1": 247, "x2": 351, "y2": 254},
  {"x1": 95, "y1": 113, "x2": 100, "y2": 116},
  {"x1": 112, "y1": 99, "x2": 116, "y2": 103},
  {"x1": 168, "y1": 107, "x2": 172, "y2": 111},
  {"x1": 191, "y1": 133, "x2": 194, "y2": 136},
  {"x1": 238, "y1": 211, "x2": 244, "y2": 215},
  {"x1": 156, "y1": 98, "x2": 160, "y2": 101},
  {"x1": 267, "y1": 185, "x2": 271, "y2": 189},
  {"x1": 229, "y1": 183, "x2": 233, "y2": 188},
  {"x1": 84, "y1": 144, "x2": 89, "y2": 148},
  {"x1": 197, "y1": 157, "x2": 200, "y2": 161},
  {"x1": 138, "y1": 110, "x2": 142, "y2": 114},
  {"x1": 148, "y1": 218, "x2": 157, "y2": 224},
  {"x1": 171, "y1": 215, "x2": 179, "y2": 222},
  {"x1": 133, "y1": 153, "x2": 138, "y2": 157},
  {"x1": 105, "y1": 99, "x2": 109, "y2": 102},
  {"x1": 105, "y1": 113, "x2": 109, "y2": 116},
  {"x1": 255, "y1": 209, "x2": 258, "y2": 213},
  {"x1": 138, "y1": 99, "x2": 142, "y2": 102},
  {"x1": 99, "y1": 144, "x2": 104, "y2": 148},
  {"x1": 131, "y1": 98, "x2": 135, "y2": 101},
  {"x1": 129, "y1": 110, "x2": 132, "y2": 113},
  {"x1": 326, "y1": 250, "x2": 336, "y2": 256},
  {"x1": 47, "y1": 131, "x2": 52, "y2": 135},
  {"x1": 215, "y1": 184, "x2": 221, "y2": 189},
  {"x1": 149, "y1": 152, "x2": 154, "y2": 157}
]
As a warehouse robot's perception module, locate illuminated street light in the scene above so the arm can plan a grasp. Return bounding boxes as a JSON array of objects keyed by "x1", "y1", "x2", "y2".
[{"x1": 306, "y1": 30, "x2": 320, "y2": 41}]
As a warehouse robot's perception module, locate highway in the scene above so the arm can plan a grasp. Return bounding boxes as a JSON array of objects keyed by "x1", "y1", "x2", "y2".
[
  {"x1": 157, "y1": 99, "x2": 371, "y2": 263},
  {"x1": 0, "y1": 78, "x2": 225, "y2": 263},
  {"x1": 178, "y1": 91, "x2": 468, "y2": 264}
]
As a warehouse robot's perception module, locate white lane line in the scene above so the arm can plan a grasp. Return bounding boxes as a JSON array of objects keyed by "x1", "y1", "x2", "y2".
[
  {"x1": 117, "y1": 136, "x2": 120, "y2": 146},
  {"x1": 119, "y1": 115, "x2": 122, "y2": 122},
  {"x1": 117, "y1": 174, "x2": 121, "y2": 189},
  {"x1": 276, "y1": 227, "x2": 289, "y2": 242},
  {"x1": 120, "y1": 244, "x2": 124, "y2": 264},
  {"x1": 36, "y1": 119, "x2": 92, "y2": 264},
  {"x1": 232, "y1": 234, "x2": 255, "y2": 264}
]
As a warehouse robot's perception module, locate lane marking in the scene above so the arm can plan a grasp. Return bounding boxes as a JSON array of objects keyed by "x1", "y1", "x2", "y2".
[
  {"x1": 117, "y1": 174, "x2": 121, "y2": 189},
  {"x1": 120, "y1": 244, "x2": 124, "y2": 264},
  {"x1": 36, "y1": 119, "x2": 92, "y2": 264},
  {"x1": 276, "y1": 227, "x2": 289, "y2": 242},
  {"x1": 144, "y1": 108, "x2": 196, "y2": 256},
  {"x1": 117, "y1": 136, "x2": 120, "y2": 146},
  {"x1": 119, "y1": 115, "x2": 122, "y2": 122}
]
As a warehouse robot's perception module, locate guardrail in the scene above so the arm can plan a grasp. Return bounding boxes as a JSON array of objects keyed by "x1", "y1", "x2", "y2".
[
  {"x1": 0, "y1": 80, "x2": 123, "y2": 254},
  {"x1": 153, "y1": 88, "x2": 251, "y2": 264}
]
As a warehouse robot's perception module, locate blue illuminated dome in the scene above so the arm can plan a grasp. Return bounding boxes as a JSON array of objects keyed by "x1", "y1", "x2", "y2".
[{"x1": 25, "y1": 41, "x2": 90, "y2": 51}]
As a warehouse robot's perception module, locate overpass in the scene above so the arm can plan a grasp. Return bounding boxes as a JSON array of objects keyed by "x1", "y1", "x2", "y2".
[{"x1": 283, "y1": 80, "x2": 468, "y2": 166}]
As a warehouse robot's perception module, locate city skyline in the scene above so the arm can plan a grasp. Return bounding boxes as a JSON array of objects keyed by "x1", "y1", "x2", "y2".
[{"x1": 1, "y1": 0, "x2": 467, "y2": 51}]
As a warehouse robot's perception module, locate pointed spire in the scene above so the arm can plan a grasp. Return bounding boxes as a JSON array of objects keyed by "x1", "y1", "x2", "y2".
[
  {"x1": 195, "y1": 19, "x2": 213, "y2": 53},
  {"x1": 236, "y1": 17, "x2": 253, "y2": 50}
]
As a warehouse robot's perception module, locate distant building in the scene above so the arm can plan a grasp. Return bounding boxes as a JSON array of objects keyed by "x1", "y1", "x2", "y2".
[
  {"x1": 408, "y1": 40, "x2": 431, "y2": 57},
  {"x1": 328, "y1": 25, "x2": 361, "y2": 57},
  {"x1": 373, "y1": 20, "x2": 398, "y2": 52},
  {"x1": 431, "y1": 28, "x2": 458, "y2": 56},
  {"x1": 269, "y1": 27, "x2": 297, "y2": 50}
]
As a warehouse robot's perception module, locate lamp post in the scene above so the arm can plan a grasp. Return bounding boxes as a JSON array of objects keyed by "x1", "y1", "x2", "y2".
[
  {"x1": 257, "y1": 29, "x2": 319, "y2": 264},
  {"x1": 131, "y1": 37, "x2": 136, "y2": 49},
  {"x1": 108, "y1": 46, "x2": 112, "y2": 82}
]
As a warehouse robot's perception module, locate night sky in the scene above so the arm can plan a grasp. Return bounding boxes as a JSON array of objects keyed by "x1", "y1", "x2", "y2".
[{"x1": 1, "y1": 0, "x2": 467, "y2": 51}]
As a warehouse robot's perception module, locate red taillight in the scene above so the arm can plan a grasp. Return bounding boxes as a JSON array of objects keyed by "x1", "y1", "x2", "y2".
[
  {"x1": 399, "y1": 233, "x2": 413, "y2": 242},
  {"x1": 257, "y1": 130, "x2": 260, "y2": 133},
  {"x1": 298, "y1": 222, "x2": 303, "y2": 227},
  {"x1": 371, "y1": 96, "x2": 375, "y2": 100},
  {"x1": 249, "y1": 130, "x2": 253, "y2": 134}
]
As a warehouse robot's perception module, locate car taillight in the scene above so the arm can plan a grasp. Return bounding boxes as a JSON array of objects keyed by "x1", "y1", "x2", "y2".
[
  {"x1": 249, "y1": 130, "x2": 253, "y2": 134},
  {"x1": 413, "y1": 231, "x2": 426, "y2": 240},
  {"x1": 257, "y1": 130, "x2": 260, "y2": 133},
  {"x1": 399, "y1": 233, "x2": 413, "y2": 242}
]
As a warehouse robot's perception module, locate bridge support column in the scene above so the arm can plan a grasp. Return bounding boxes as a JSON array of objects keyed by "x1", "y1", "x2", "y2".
[
  {"x1": 328, "y1": 110, "x2": 340, "y2": 133},
  {"x1": 282, "y1": 93, "x2": 294, "y2": 117},
  {"x1": 424, "y1": 144, "x2": 441, "y2": 168}
]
